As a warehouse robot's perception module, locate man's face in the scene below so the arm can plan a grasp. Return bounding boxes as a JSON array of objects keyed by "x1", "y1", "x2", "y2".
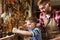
[{"x1": 39, "y1": 2, "x2": 51, "y2": 13}]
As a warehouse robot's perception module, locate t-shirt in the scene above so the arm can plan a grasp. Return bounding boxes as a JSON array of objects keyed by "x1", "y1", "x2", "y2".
[{"x1": 28, "y1": 28, "x2": 42, "y2": 40}]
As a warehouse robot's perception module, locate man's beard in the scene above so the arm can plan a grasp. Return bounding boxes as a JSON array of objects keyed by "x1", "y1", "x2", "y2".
[{"x1": 46, "y1": 10, "x2": 51, "y2": 14}]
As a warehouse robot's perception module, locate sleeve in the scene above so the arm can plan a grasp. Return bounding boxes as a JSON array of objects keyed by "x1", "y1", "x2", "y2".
[
  {"x1": 32, "y1": 28, "x2": 41, "y2": 37},
  {"x1": 56, "y1": 10, "x2": 60, "y2": 26},
  {"x1": 57, "y1": 11, "x2": 60, "y2": 26}
]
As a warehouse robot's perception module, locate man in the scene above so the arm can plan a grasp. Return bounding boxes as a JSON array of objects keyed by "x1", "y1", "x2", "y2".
[{"x1": 37, "y1": 0, "x2": 60, "y2": 40}]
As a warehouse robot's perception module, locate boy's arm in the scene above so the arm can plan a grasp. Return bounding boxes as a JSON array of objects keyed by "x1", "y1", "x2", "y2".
[{"x1": 12, "y1": 28, "x2": 33, "y2": 37}]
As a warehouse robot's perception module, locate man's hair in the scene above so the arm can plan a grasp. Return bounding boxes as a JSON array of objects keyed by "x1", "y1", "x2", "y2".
[{"x1": 37, "y1": 0, "x2": 50, "y2": 6}]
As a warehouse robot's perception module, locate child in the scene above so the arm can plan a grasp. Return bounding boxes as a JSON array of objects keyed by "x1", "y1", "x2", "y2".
[{"x1": 12, "y1": 17, "x2": 42, "y2": 40}]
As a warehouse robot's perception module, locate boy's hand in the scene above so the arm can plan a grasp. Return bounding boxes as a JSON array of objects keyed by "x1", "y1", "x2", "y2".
[{"x1": 12, "y1": 28, "x2": 18, "y2": 33}]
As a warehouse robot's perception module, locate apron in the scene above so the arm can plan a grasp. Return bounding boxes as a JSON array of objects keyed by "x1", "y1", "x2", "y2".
[{"x1": 44, "y1": 15, "x2": 59, "y2": 39}]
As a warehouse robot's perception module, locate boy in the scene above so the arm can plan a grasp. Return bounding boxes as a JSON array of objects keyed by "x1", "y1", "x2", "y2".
[{"x1": 12, "y1": 17, "x2": 42, "y2": 40}]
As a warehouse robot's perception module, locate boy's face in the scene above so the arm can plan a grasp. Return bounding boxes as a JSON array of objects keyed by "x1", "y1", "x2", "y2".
[{"x1": 26, "y1": 20, "x2": 35, "y2": 30}]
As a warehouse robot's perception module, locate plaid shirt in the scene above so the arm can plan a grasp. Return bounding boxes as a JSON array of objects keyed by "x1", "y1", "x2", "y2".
[{"x1": 39, "y1": 10, "x2": 60, "y2": 27}]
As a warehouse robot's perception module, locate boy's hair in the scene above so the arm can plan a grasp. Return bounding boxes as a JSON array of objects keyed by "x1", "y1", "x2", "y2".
[
  {"x1": 26, "y1": 17, "x2": 37, "y2": 23},
  {"x1": 37, "y1": 0, "x2": 50, "y2": 6}
]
